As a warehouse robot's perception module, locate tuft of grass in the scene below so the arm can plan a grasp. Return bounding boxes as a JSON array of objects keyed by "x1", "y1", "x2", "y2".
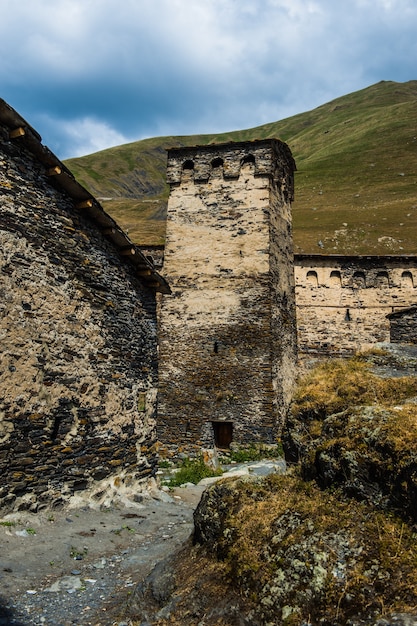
[
  {"x1": 70, "y1": 546, "x2": 88, "y2": 559},
  {"x1": 292, "y1": 357, "x2": 417, "y2": 420},
  {"x1": 0, "y1": 521, "x2": 15, "y2": 527},
  {"x1": 164, "y1": 456, "x2": 223, "y2": 488},
  {"x1": 228, "y1": 443, "x2": 283, "y2": 463},
  {"x1": 111, "y1": 525, "x2": 135, "y2": 535}
]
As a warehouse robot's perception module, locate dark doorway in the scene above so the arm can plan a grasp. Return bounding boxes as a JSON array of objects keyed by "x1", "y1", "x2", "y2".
[{"x1": 212, "y1": 421, "x2": 233, "y2": 449}]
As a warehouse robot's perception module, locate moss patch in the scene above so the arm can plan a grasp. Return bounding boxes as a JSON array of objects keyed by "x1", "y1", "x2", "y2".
[{"x1": 193, "y1": 474, "x2": 417, "y2": 625}]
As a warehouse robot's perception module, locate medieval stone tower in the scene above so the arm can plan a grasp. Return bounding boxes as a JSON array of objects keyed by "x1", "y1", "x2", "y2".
[{"x1": 158, "y1": 139, "x2": 297, "y2": 454}]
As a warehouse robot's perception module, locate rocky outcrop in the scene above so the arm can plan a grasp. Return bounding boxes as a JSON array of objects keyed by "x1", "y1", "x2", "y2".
[
  {"x1": 192, "y1": 474, "x2": 417, "y2": 625},
  {"x1": 285, "y1": 404, "x2": 417, "y2": 522},
  {"x1": 283, "y1": 353, "x2": 417, "y2": 522}
]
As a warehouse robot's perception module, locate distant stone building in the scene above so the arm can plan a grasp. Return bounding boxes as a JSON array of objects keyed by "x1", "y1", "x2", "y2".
[
  {"x1": 295, "y1": 254, "x2": 417, "y2": 353},
  {"x1": 158, "y1": 140, "x2": 297, "y2": 454},
  {"x1": 0, "y1": 99, "x2": 169, "y2": 512}
]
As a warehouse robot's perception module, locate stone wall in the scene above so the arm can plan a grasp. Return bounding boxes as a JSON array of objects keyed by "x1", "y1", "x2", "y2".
[
  {"x1": 0, "y1": 109, "x2": 160, "y2": 511},
  {"x1": 388, "y1": 306, "x2": 417, "y2": 344},
  {"x1": 158, "y1": 140, "x2": 297, "y2": 455},
  {"x1": 295, "y1": 254, "x2": 417, "y2": 353}
]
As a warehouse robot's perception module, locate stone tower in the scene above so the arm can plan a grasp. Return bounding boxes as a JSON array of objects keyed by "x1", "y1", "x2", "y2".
[{"x1": 158, "y1": 139, "x2": 297, "y2": 455}]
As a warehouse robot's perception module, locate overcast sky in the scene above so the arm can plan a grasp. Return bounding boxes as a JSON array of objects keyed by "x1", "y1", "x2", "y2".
[{"x1": 1, "y1": 0, "x2": 415, "y2": 159}]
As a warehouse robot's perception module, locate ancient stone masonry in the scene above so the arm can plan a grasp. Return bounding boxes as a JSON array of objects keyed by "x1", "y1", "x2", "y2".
[
  {"x1": 158, "y1": 140, "x2": 297, "y2": 455},
  {"x1": 295, "y1": 254, "x2": 417, "y2": 353},
  {"x1": 387, "y1": 306, "x2": 417, "y2": 344},
  {"x1": 0, "y1": 99, "x2": 169, "y2": 512}
]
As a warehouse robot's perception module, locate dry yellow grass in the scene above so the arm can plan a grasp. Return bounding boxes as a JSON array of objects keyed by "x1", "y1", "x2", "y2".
[{"x1": 292, "y1": 358, "x2": 417, "y2": 419}]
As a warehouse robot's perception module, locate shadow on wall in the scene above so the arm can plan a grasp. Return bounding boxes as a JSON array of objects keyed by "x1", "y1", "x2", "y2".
[{"x1": 0, "y1": 597, "x2": 27, "y2": 626}]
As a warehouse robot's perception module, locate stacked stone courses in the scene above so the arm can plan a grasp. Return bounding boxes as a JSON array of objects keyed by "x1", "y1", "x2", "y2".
[
  {"x1": 295, "y1": 254, "x2": 417, "y2": 353},
  {"x1": 0, "y1": 100, "x2": 167, "y2": 512},
  {"x1": 158, "y1": 140, "x2": 297, "y2": 454},
  {"x1": 388, "y1": 306, "x2": 417, "y2": 344}
]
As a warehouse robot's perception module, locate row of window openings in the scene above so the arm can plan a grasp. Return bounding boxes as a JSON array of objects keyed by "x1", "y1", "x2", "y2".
[
  {"x1": 182, "y1": 154, "x2": 255, "y2": 172},
  {"x1": 306, "y1": 270, "x2": 414, "y2": 288}
]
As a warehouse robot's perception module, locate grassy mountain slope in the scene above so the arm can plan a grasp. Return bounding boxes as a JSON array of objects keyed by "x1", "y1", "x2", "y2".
[{"x1": 65, "y1": 81, "x2": 417, "y2": 253}]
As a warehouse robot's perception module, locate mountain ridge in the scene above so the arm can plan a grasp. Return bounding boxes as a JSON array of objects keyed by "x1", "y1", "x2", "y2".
[{"x1": 65, "y1": 80, "x2": 417, "y2": 253}]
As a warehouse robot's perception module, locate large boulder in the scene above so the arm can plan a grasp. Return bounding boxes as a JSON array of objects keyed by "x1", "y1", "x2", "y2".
[
  {"x1": 283, "y1": 357, "x2": 417, "y2": 521},
  {"x1": 192, "y1": 474, "x2": 417, "y2": 625}
]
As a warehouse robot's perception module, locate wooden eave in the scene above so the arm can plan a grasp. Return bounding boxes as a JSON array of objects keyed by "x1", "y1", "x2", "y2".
[{"x1": 0, "y1": 98, "x2": 170, "y2": 294}]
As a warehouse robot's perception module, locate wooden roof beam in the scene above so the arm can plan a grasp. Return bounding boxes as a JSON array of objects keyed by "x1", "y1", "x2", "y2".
[
  {"x1": 101, "y1": 227, "x2": 116, "y2": 235},
  {"x1": 46, "y1": 166, "x2": 62, "y2": 176},
  {"x1": 119, "y1": 247, "x2": 136, "y2": 257},
  {"x1": 75, "y1": 199, "x2": 94, "y2": 209},
  {"x1": 9, "y1": 127, "x2": 25, "y2": 139}
]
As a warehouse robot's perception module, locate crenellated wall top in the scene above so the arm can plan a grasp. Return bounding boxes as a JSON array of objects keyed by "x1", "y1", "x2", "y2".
[{"x1": 166, "y1": 139, "x2": 296, "y2": 201}]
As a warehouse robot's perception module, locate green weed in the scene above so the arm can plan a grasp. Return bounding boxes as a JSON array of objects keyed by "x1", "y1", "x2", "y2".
[
  {"x1": 164, "y1": 456, "x2": 223, "y2": 488},
  {"x1": 228, "y1": 443, "x2": 283, "y2": 463}
]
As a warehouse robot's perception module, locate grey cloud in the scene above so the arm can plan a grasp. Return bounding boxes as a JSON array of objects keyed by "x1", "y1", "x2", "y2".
[{"x1": 0, "y1": 0, "x2": 416, "y2": 157}]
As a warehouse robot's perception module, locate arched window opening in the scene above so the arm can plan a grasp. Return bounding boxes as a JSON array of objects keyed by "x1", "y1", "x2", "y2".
[
  {"x1": 401, "y1": 271, "x2": 414, "y2": 288},
  {"x1": 376, "y1": 271, "x2": 390, "y2": 287},
  {"x1": 241, "y1": 154, "x2": 255, "y2": 166},
  {"x1": 213, "y1": 341, "x2": 219, "y2": 354},
  {"x1": 211, "y1": 157, "x2": 224, "y2": 168},
  {"x1": 182, "y1": 159, "x2": 194, "y2": 170},
  {"x1": 330, "y1": 270, "x2": 342, "y2": 286},
  {"x1": 345, "y1": 308, "x2": 351, "y2": 322},
  {"x1": 306, "y1": 270, "x2": 318, "y2": 286},
  {"x1": 352, "y1": 271, "x2": 366, "y2": 288}
]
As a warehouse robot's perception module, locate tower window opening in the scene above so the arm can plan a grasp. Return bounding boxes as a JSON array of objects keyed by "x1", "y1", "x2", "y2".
[
  {"x1": 213, "y1": 341, "x2": 218, "y2": 354},
  {"x1": 345, "y1": 308, "x2": 351, "y2": 322},
  {"x1": 353, "y1": 271, "x2": 366, "y2": 288},
  {"x1": 401, "y1": 271, "x2": 414, "y2": 287},
  {"x1": 306, "y1": 270, "x2": 318, "y2": 286},
  {"x1": 51, "y1": 415, "x2": 62, "y2": 440},
  {"x1": 330, "y1": 270, "x2": 342, "y2": 286},
  {"x1": 376, "y1": 271, "x2": 390, "y2": 287},
  {"x1": 241, "y1": 154, "x2": 255, "y2": 166}
]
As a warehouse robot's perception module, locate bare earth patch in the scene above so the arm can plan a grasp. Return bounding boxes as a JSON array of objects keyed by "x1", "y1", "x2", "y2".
[{"x1": 0, "y1": 486, "x2": 204, "y2": 625}]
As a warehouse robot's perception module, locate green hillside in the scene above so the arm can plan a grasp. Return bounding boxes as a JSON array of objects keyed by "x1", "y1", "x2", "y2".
[{"x1": 65, "y1": 80, "x2": 417, "y2": 253}]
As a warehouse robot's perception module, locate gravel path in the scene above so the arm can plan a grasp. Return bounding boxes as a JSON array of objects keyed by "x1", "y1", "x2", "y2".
[{"x1": 0, "y1": 486, "x2": 204, "y2": 626}]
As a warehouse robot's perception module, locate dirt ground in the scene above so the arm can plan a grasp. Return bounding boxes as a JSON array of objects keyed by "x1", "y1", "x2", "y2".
[{"x1": 0, "y1": 484, "x2": 205, "y2": 626}]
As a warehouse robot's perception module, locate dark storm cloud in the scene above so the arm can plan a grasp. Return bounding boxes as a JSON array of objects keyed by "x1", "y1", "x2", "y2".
[{"x1": 0, "y1": 0, "x2": 416, "y2": 158}]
